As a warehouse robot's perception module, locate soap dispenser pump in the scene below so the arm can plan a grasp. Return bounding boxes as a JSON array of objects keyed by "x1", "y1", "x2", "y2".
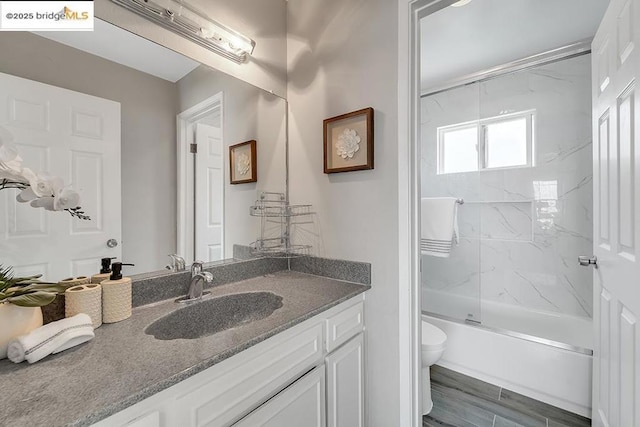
[
  {"x1": 91, "y1": 257, "x2": 116, "y2": 284},
  {"x1": 101, "y1": 262, "x2": 135, "y2": 323}
]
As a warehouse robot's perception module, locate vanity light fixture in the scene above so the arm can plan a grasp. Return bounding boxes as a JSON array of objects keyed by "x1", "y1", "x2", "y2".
[{"x1": 110, "y1": 0, "x2": 256, "y2": 63}]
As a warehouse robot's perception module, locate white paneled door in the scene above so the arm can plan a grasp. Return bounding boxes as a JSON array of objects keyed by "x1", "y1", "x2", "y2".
[
  {"x1": 592, "y1": 1, "x2": 640, "y2": 426},
  {"x1": 0, "y1": 72, "x2": 121, "y2": 282},
  {"x1": 195, "y1": 122, "x2": 224, "y2": 262}
]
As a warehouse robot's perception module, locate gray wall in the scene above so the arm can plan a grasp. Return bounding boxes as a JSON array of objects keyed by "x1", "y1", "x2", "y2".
[
  {"x1": 286, "y1": 0, "x2": 400, "y2": 424},
  {"x1": 0, "y1": 32, "x2": 179, "y2": 274}
]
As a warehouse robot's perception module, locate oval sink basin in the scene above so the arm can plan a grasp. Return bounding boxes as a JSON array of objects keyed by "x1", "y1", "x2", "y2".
[{"x1": 145, "y1": 292, "x2": 284, "y2": 340}]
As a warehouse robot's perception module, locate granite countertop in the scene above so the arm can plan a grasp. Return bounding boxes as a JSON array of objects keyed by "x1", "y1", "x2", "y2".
[{"x1": 0, "y1": 271, "x2": 369, "y2": 427}]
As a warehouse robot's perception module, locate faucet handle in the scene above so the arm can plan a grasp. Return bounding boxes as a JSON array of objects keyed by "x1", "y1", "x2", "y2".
[
  {"x1": 186, "y1": 271, "x2": 214, "y2": 301},
  {"x1": 166, "y1": 254, "x2": 186, "y2": 272},
  {"x1": 191, "y1": 260, "x2": 204, "y2": 276}
]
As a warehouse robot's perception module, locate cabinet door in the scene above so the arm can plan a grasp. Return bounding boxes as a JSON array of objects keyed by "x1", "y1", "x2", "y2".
[
  {"x1": 325, "y1": 333, "x2": 364, "y2": 427},
  {"x1": 234, "y1": 367, "x2": 326, "y2": 427}
]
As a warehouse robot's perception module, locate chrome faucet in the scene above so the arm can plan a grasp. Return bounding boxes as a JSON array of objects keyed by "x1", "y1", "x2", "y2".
[
  {"x1": 181, "y1": 261, "x2": 213, "y2": 302},
  {"x1": 166, "y1": 254, "x2": 186, "y2": 272},
  {"x1": 191, "y1": 260, "x2": 203, "y2": 276},
  {"x1": 187, "y1": 272, "x2": 213, "y2": 301}
]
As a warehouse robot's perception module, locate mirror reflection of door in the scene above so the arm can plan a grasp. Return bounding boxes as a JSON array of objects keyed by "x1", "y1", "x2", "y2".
[
  {"x1": 0, "y1": 19, "x2": 287, "y2": 277},
  {"x1": 0, "y1": 72, "x2": 122, "y2": 281},
  {"x1": 195, "y1": 121, "x2": 224, "y2": 262}
]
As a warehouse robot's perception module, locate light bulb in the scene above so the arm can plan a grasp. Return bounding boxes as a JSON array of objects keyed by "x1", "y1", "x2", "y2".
[{"x1": 451, "y1": 0, "x2": 473, "y2": 7}]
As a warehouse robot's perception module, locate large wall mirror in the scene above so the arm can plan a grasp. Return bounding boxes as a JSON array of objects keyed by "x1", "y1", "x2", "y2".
[{"x1": 0, "y1": 18, "x2": 286, "y2": 279}]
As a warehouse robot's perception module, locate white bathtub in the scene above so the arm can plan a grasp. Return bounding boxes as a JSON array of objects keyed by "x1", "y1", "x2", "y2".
[
  {"x1": 422, "y1": 311, "x2": 593, "y2": 417},
  {"x1": 423, "y1": 288, "x2": 593, "y2": 350}
]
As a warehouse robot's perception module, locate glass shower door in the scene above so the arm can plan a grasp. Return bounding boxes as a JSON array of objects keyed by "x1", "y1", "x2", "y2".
[
  {"x1": 475, "y1": 55, "x2": 593, "y2": 348},
  {"x1": 420, "y1": 82, "x2": 482, "y2": 323}
]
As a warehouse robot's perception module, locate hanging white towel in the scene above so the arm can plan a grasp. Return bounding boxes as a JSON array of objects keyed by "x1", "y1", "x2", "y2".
[
  {"x1": 421, "y1": 197, "x2": 459, "y2": 258},
  {"x1": 7, "y1": 313, "x2": 94, "y2": 364}
]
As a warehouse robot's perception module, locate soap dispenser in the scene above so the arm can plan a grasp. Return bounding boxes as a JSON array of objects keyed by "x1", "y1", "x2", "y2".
[
  {"x1": 91, "y1": 257, "x2": 116, "y2": 284},
  {"x1": 101, "y1": 262, "x2": 135, "y2": 323}
]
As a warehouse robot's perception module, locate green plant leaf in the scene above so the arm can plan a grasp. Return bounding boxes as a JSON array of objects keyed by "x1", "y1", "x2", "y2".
[
  {"x1": 7, "y1": 291, "x2": 57, "y2": 307},
  {"x1": 0, "y1": 265, "x2": 55, "y2": 303},
  {"x1": 14, "y1": 274, "x2": 43, "y2": 282},
  {"x1": 10, "y1": 283, "x2": 68, "y2": 295},
  {"x1": 0, "y1": 265, "x2": 14, "y2": 293}
]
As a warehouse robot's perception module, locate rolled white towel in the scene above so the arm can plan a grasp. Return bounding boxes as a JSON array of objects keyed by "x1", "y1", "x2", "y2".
[{"x1": 7, "y1": 313, "x2": 94, "y2": 364}]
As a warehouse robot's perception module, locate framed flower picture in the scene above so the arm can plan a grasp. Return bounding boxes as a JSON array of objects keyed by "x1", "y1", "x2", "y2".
[
  {"x1": 323, "y1": 107, "x2": 374, "y2": 174},
  {"x1": 229, "y1": 140, "x2": 257, "y2": 184}
]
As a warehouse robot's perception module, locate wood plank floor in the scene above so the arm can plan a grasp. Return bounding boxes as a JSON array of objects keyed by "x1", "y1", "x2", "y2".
[{"x1": 423, "y1": 366, "x2": 591, "y2": 427}]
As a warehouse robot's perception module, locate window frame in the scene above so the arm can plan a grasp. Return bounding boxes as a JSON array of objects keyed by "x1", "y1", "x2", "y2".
[{"x1": 437, "y1": 109, "x2": 536, "y2": 175}]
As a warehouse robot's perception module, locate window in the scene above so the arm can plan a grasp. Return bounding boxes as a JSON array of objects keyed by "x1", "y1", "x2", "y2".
[
  {"x1": 441, "y1": 125, "x2": 478, "y2": 174},
  {"x1": 437, "y1": 111, "x2": 535, "y2": 174}
]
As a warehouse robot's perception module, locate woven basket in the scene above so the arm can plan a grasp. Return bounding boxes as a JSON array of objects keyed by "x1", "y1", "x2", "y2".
[
  {"x1": 91, "y1": 273, "x2": 111, "y2": 284},
  {"x1": 102, "y1": 278, "x2": 132, "y2": 323},
  {"x1": 44, "y1": 276, "x2": 91, "y2": 325},
  {"x1": 65, "y1": 283, "x2": 102, "y2": 328}
]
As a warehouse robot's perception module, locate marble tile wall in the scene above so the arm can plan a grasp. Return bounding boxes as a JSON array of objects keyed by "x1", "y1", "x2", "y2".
[{"x1": 421, "y1": 54, "x2": 593, "y2": 320}]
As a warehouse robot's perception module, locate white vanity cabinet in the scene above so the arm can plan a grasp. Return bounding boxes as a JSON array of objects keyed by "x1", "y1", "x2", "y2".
[{"x1": 92, "y1": 294, "x2": 365, "y2": 427}]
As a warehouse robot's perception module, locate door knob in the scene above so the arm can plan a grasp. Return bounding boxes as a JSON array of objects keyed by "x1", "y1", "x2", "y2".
[
  {"x1": 107, "y1": 239, "x2": 118, "y2": 248},
  {"x1": 578, "y1": 255, "x2": 598, "y2": 268}
]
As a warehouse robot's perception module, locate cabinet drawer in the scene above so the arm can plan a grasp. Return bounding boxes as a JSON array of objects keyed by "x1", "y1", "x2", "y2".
[
  {"x1": 326, "y1": 300, "x2": 364, "y2": 352},
  {"x1": 173, "y1": 322, "x2": 325, "y2": 426}
]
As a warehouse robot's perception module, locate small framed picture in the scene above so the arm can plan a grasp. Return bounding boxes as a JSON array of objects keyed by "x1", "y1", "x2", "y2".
[
  {"x1": 323, "y1": 107, "x2": 374, "y2": 174},
  {"x1": 229, "y1": 140, "x2": 257, "y2": 184}
]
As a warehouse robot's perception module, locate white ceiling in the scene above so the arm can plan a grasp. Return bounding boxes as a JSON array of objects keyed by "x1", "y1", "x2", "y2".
[
  {"x1": 34, "y1": 19, "x2": 200, "y2": 83},
  {"x1": 420, "y1": 0, "x2": 609, "y2": 92}
]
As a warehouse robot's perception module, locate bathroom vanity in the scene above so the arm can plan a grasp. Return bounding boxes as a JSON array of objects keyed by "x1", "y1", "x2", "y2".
[
  {"x1": 0, "y1": 264, "x2": 369, "y2": 427},
  {"x1": 94, "y1": 289, "x2": 365, "y2": 427},
  {"x1": 0, "y1": 4, "x2": 370, "y2": 426}
]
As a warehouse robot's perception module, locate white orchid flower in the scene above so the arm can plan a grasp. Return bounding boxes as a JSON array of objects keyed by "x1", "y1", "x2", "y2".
[
  {"x1": 20, "y1": 167, "x2": 36, "y2": 183},
  {"x1": 29, "y1": 196, "x2": 55, "y2": 211},
  {"x1": 53, "y1": 188, "x2": 80, "y2": 211},
  {"x1": 31, "y1": 174, "x2": 63, "y2": 197},
  {"x1": 0, "y1": 143, "x2": 19, "y2": 163},
  {"x1": 0, "y1": 125, "x2": 89, "y2": 219},
  {"x1": 0, "y1": 126, "x2": 26, "y2": 183},
  {"x1": 0, "y1": 158, "x2": 26, "y2": 182},
  {"x1": 17, "y1": 173, "x2": 64, "y2": 202},
  {"x1": 16, "y1": 187, "x2": 37, "y2": 202},
  {"x1": 15, "y1": 168, "x2": 37, "y2": 201},
  {"x1": 27, "y1": 186, "x2": 80, "y2": 212}
]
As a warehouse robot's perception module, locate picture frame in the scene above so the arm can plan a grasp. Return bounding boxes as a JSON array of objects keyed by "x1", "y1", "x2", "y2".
[
  {"x1": 323, "y1": 107, "x2": 374, "y2": 174},
  {"x1": 229, "y1": 140, "x2": 257, "y2": 184}
]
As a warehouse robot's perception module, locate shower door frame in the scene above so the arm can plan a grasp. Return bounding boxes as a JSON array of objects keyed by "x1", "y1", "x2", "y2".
[
  {"x1": 397, "y1": 1, "x2": 459, "y2": 426},
  {"x1": 398, "y1": 6, "x2": 597, "y2": 425},
  {"x1": 414, "y1": 38, "x2": 595, "y2": 356}
]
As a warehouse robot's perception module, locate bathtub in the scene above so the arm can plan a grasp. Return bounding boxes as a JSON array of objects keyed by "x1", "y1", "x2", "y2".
[{"x1": 422, "y1": 299, "x2": 593, "y2": 417}]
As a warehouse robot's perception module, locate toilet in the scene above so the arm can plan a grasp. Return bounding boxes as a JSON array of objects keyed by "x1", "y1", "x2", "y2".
[{"x1": 421, "y1": 320, "x2": 447, "y2": 415}]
